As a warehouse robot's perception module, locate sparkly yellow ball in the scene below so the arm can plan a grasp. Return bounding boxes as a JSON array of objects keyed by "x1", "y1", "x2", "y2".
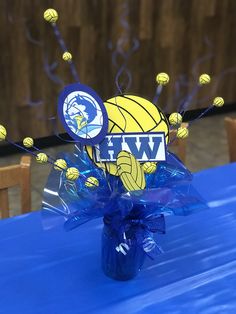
[
  {"x1": 156, "y1": 72, "x2": 170, "y2": 85},
  {"x1": 66, "y1": 167, "x2": 80, "y2": 181},
  {"x1": 177, "y1": 127, "x2": 189, "y2": 139},
  {"x1": 62, "y1": 52, "x2": 72, "y2": 62},
  {"x1": 43, "y1": 8, "x2": 58, "y2": 23},
  {"x1": 142, "y1": 162, "x2": 157, "y2": 174},
  {"x1": 213, "y1": 97, "x2": 224, "y2": 107},
  {"x1": 0, "y1": 125, "x2": 7, "y2": 141},
  {"x1": 36, "y1": 153, "x2": 48, "y2": 164},
  {"x1": 85, "y1": 176, "x2": 99, "y2": 188},
  {"x1": 54, "y1": 159, "x2": 67, "y2": 171},
  {"x1": 23, "y1": 137, "x2": 34, "y2": 148},
  {"x1": 199, "y1": 74, "x2": 211, "y2": 85},
  {"x1": 169, "y1": 112, "x2": 182, "y2": 126}
]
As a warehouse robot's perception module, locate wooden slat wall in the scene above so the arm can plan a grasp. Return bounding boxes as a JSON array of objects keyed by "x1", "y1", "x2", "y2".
[{"x1": 0, "y1": 0, "x2": 236, "y2": 141}]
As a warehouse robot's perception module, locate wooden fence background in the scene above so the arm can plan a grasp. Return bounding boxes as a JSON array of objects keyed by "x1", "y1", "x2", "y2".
[{"x1": 0, "y1": 0, "x2": 236, "y2": 141}]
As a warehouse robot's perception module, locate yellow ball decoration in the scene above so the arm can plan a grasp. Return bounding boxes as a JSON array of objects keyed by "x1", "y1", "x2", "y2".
[
  {"x1": 66, "y1": 167, "x2": 80, "y2": 181},
  {"x1": 0, "y1": 125, "x2": 7, "y2": 141},
  {"x1": 54, "y1": 159, "x2": 67, "y2": 171},
  {"x1": 199, "y1": 74, "x2": 211, "y2": 85},
  {"x1": 43, "y1": 8, "x2": 58, "y2": 23},
  {"x1": 142, "y1": 162, "x2": 157, "y2": 174},
  {"x1": 85, "y1": 176, "x2": 99, "y2": 188},
  {"x1": 156, "y1": 72, "x2": 170, "y2": 85},
  {"x1": 177, "y1": 127, "x2": 189, "y2": 139},
  {"x1": 23, "y1": 137, "x2": 34, "y2": 148},
  {"x1": 36, "y1": 153, "x2": 48, "y2": 164},
  {"x1": 62, "y1": 52, "x2": 72, "y2": 62},
  {"x1": 213, "y1": 97, "x2": 224, "y2": 107},
  {"x1": 169, "y1": 112, "x2": 182, "y2": 126}
]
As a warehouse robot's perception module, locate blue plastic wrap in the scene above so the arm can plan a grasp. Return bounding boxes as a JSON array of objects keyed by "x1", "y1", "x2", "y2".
[
  {"x1": 42, "y1": 145, "x2": 208, "y2": 280},
  {"x1": 42, "y1": 145, "x2": 207, "y2": 227}
]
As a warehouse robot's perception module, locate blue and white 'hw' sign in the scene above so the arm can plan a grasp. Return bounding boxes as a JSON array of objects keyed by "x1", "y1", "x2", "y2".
[{"x1": 94, "y1": 132, "x2": 166, "y2": 162}]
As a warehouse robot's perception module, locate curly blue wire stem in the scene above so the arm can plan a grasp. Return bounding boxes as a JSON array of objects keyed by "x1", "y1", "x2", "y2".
[
  {"x1": 179, "y1": 84, "x2": 200, "y2": 115},
  {"x1": 153, "y1": 85, "x2": 163, "y2": 105},
  {"x1": 188, "y1": 105, "x2": 213, "y2": 126},
  {"x1": 51, "y1": 23, "x2": 80, "y2": 83},
  {"x1": 168, "y1": 105, "x2": 214, "y2": 146},
  {"x1": 5, "y1": 139, "x2": 57, "y2": 166},
  {"x1": 4, "y1": 138, "x2": 85, "y2": 174},
  {"x1": 112, "y1": 1, "x2": 139, "y2": 94}
]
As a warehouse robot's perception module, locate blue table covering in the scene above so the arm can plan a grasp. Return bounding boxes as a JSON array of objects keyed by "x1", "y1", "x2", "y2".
[{"x1": 1, "y1": 163, "x2": 236, "y2": 314}]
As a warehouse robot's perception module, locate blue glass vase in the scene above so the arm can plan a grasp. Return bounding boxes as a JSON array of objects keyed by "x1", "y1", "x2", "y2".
[{"x1": 101, "y1": 220, "x2": 146, "y2": 281}]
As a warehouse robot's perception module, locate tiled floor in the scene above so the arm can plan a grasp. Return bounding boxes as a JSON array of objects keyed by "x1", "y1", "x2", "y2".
[{"x1": 0, "y1": 112, "x2": 235, "y2": 217}]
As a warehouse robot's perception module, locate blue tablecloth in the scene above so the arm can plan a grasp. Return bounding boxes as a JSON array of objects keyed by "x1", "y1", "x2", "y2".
[{"x1": 1, "y1": 163, "x2": 236, "y2": 314}]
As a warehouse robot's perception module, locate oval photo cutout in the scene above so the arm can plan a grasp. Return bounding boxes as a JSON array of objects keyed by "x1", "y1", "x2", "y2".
[{"x1": 58, "y1": 83, "x2": 108, "y2": 145}]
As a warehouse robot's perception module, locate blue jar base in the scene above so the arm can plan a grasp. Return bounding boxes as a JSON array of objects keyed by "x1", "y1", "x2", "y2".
[{"x1": 101, "y1": 224, "x2": 146, "y2": 281}]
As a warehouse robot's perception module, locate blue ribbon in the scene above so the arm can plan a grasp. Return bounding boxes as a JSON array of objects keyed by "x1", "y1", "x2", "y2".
[{"x1": 103, "y1": 211, "x2": 165, "y2": 258}]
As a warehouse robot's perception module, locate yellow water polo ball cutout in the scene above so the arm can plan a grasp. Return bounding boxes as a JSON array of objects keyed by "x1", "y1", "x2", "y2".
[
  {"x1": 177, "y1": 127, "x2": 189, "y2": 139},
  {"x1": 54, "y1": 159, "x2": 67, "y2": 171},
  {"x1": 117, "y1": 151, "x2": 146, "y2": 191},
  {"x1": 66, "y1": 167, "x2": 80, "y2": 181},
  {"x1": 44, "y1": 9, "x2": 58, "y2": 23},
  {"x1": 62, "y1": 52, "x2": 72, "y2": 62},
  {"x1": 85, "y1": 176, "x2": 99, "y2": 188},
  {"x1": 169, "y1": 112, "x2": 182, "y2": 126},
  {"x1": 142, "y1": 162, "x2": 157, "y2": 174},
  {"x1": 23, "y1": 137, "x2": 34, "y2": 148},
  {"x1": 156, "y1": 73, "x2": 170, "y2": 85},
  {"x1": 199, "y1": 74, "x2": 211, "y2": 85},
  {"x1": 0, "y1": 125, "x2": 7, "y2": 141},
  {"x1": 213, "y1": 97, "x2": 224, "y2": 107},
  {"x1": 86, "y1": 95, "x2": 169, "y2": 176},
  {"x1": 36, "y1": 153, "x2": 48, "y2": 164}
]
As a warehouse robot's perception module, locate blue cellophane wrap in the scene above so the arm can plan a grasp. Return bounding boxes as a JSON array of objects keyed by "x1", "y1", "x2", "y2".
[{"x1": 42, "y1": 145, "x2": 208, "y2": 280}]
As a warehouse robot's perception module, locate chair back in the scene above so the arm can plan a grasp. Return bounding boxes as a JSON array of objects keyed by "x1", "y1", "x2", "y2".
[
  {"x1": 169, "y1": 123, "x2": 188, "y2": 163},
  {"x1": 0, "y1": 156, "x2": 31, "y2": 218},
  {"x1": 224, "y1": 117, "x2": 236, "y2": 162}
]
